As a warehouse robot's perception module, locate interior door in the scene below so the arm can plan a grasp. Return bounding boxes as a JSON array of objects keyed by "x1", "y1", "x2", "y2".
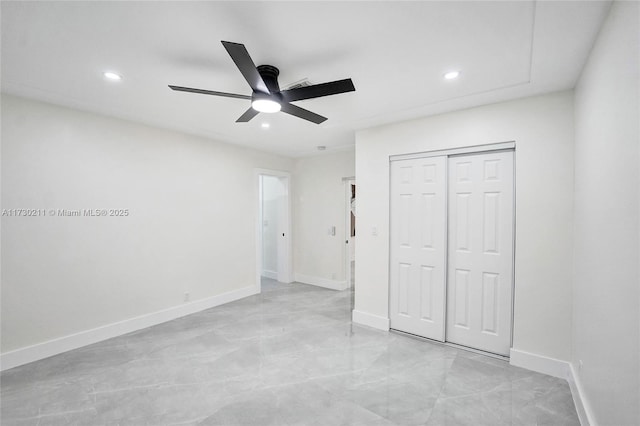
[
  {"x1": 446, "y1": 150, "x2": 514, "y2": 356},
  {"x1": 390, "y1": 156, "x2": 447, "y2": 340}
]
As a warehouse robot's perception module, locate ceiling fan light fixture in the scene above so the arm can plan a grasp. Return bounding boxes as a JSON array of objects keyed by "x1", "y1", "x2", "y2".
[{"x1": 251, "y1": 99, "x2": 281, "y2": 113}]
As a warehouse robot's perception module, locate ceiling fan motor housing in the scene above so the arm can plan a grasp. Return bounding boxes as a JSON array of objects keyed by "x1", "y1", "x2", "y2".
[{"x1": 256, "y1": 65, "x2": 281, "y2": 94}]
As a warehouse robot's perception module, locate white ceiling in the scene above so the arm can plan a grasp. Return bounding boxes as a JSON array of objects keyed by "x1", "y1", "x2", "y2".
[{"x1": 1, "y1": 1, "x2": 611, "y2": 157}]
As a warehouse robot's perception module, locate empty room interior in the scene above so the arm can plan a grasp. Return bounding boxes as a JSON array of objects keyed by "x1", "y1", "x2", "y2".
[{"x1": 1, "y1": 1, "x2": 638, "y2": 425}]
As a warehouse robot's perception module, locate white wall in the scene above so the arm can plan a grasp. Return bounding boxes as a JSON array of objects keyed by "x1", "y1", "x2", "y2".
[
  {"x1": 0, "y1": 94, "x2": 293, "y2": 354},
  {"x1": 573, "y1": 1, "x2": 639, "y2": 424},
  {"x1": 293, "y1": 150, "x2": 355, "y2": 287},
  {"x1": 261, "y1": 175, "x2": 282, "y2": 277},
  {"x1": 354, "y1": 91, "x2": 575, "y2": 361}
]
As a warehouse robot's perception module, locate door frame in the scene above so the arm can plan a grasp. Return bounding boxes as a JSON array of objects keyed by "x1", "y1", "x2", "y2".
[
  {"x1": 255, "y1": 169, "x2": 293, "y2": 293},
  {"x1": 344, "y1": 178, "x2": 356, "y2": 288},
  {"x1": 388, "y1": 141, "x2": 516, "y2": 355}
]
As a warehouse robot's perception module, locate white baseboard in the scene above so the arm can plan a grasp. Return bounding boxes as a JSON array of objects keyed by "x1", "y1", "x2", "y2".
[
  {"x1": 509, "y1": 348, "x2": 570, "y2": 378},
  {"x1": 510, "y1": 348, "x2": 594, "y2": 426},
  {"x1": 261, "y1": 270, "x2": 277, "y2": 280},
  {"x1": 0, "y1": 285, "x2": 257, "y2": 371},
  {"x1": 567, "y1": 363, "x2": 597, "y2": 426},
  {"x1": 294, "y1": 273, "x2": 349, "y2": 291},
  {"x1": 352, "y1": 309, "x2": 390, "y2": 331}
]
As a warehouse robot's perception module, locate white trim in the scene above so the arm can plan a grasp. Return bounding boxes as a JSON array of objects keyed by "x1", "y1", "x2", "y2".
[
  {"x1": 257, "y1": 173, "x2": 264, "y2": 294},
  {"x1": 0, "y1": 285, "x2": 257, "y2": 371},
  {"x1": 567, "y1": 363, "x2": 597, "y2": 426},
  {"x1": 506, "y1": 350, "x2": 596, "y2": 426},
  {"x1": 294, "y1": 273, "x2": 349, "y2": 291},
  {"x1": 345, "y1": 178, "x2": 356, "y2": 289},
  {"x1": 509, "y1": 348, "x2": 570, "y2": 379},
  {"x1": 352, "y1": 309, "x2": 390, "y2": 331},
  {"x1": 390, "y1": 141, "x2": 515, "y2": 162},
  {"x1": 261, "y1": 270, "x2": 277, "y2": 280}
]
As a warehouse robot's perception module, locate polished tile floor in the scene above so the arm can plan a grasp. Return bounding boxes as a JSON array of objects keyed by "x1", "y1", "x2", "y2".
[{"x1": 1, "y1": 279, "x2": 579, "y2": 425}]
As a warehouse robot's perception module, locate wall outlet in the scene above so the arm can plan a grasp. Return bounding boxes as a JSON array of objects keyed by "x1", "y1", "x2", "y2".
[
  {"x1": 184, "y1": 292, "x2": 190, "y2": 302},
  {"x1": 578, "y1": 360, "x2": 584, "y2": 371},
  {"x1": 372, "y1": 227, "x2": 378, "y2": 236}
]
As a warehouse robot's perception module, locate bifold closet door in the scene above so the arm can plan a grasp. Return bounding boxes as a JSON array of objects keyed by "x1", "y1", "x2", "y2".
[
  {"x1": 446, "y1": 151, "x2": 514, "y2": 356},
  {"x1": 389, "y1": 156, "x2": 447, "y2": 340}
]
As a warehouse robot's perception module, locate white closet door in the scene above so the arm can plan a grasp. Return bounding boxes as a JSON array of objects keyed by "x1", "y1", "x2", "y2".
[
  {"x1": 446, "y1": 151, "x2": 514, "y2": 356},
  {"x1": 390, "y1": 156, "x2": 447, "y2": 340}
]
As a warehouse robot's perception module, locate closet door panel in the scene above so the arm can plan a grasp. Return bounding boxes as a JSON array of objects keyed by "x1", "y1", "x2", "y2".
[
  {"x1": 446, "y1": 151, "x2": 514, "y2": 356},
  {"x1": 389, "y1": 156, "x2": 447, "y2": 340}
]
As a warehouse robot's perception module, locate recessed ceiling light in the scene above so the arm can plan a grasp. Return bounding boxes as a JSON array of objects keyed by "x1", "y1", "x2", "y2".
[
  {"x1": 103, "y1": 71, "x2": 122, "y2": 81},
  {"x1": 261, "y1": 123, "x2": 270, "y2": 128},
  {"x1": 444, "y1": 71, "x2": 460, "y2": 80}
]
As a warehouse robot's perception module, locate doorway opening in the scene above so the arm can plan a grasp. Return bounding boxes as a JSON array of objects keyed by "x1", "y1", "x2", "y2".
[{"x1": 256, "y1": 170, "x2": 292, "y2": 293}]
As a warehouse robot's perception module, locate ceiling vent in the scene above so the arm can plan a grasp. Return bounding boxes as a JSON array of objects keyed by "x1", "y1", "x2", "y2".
[{"x1": 284, "y1": 78, "x2": 312, "y2": 90}]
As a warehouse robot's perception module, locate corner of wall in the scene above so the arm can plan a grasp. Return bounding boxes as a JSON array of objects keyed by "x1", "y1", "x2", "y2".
[
  {"x1": 510, "y1": 348, "x2": 595, "y2": 425},
  {"x1": 351, "y1": 309, "x2": 389, "y2": 331},
  {"x1": 566, "y1": 362, "x2": 598, "y2": 426},
  {"x1": 509, "y1": 348, "x2": 570, "y2": 379}
]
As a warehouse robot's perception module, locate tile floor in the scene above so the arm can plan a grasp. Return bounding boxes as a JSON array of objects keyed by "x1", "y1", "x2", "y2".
[{"x1": 1, "y1": 278, "x2": 579, "y2": 425}]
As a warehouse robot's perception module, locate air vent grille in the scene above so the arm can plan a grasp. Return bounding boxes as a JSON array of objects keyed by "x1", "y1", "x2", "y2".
[{"x1": 284, "y1": 78, "x2": 311, "y2": 90}]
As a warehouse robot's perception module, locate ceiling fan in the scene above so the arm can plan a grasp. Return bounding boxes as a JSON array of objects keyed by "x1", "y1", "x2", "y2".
[{"x1": 169, "y1": 41, "x2": 356, "y2": 124}]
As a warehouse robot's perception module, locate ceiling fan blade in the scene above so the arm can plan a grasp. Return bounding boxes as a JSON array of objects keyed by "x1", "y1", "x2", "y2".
[
  {"x1": 168, "y1": 85, "x2": 251, "y2": 100},
  {"x1": 280, "y1": 103, "x2": 327, "y2": 124},
  {"x1": 236, "y1": 107, "x2": 259, "y2": 123},
  {"x1": 221, "y1": 41, "x2": 269, "y2": 94},
  {"x1": 280, "y1": 79, "x2": 355, "y2": 103}
]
